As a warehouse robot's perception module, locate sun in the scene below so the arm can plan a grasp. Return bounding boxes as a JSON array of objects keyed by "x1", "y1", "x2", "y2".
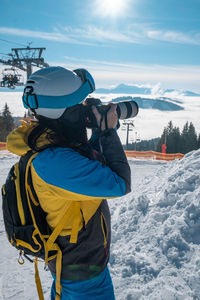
[{"x1": 95, "y1": 0, "x2": 129, "y2": 17}]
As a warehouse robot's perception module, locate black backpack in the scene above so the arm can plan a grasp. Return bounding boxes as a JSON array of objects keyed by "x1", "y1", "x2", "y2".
[{"x1": 1, "y1": 150, "x2": 74, "y2": 300}]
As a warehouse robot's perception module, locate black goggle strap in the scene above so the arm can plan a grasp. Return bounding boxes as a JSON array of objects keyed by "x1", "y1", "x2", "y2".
[
  {"x1": 23, "y1": 86, "x2": 38, "y2": 109},
  {"x1": 73, "y1": 68, "x2": 95, "y2": 92}
]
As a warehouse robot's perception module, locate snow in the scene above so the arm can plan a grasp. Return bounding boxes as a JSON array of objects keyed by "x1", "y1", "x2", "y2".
[
  {"x1": 110, "y1": 151, "x2": 200, "y2": 299},
  {"x1": 0, "y1": 149, "x2": 200, "y2": 299}
]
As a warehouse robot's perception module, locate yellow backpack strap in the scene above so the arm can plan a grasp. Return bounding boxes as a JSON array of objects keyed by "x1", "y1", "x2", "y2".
[
  {"x1": 55, "y1": 247, "x2": 62, "y2": 300},
  {"x1": 45, "y1": 201, "x2": 80, "y2": 256},
  {"x1": 35, "y1": 257, "x2": 44, "y2": 300},
  {"x1": 45, "y1": 202, "x2": 81, "y2": 300},
  {"x1": 45, "y1": 202, "x2": 72, "y2": 256},
  {"x1": 24, "y1": 152, "x2": 62, "y2": 300},
  {"x1": 14, "y1": 162, "x2": 26, "y2": 226},
  {"x1": 50, "y1": 244, "x2": 63, "y2": 300},
  {"x1": 24, "y1": 152, "x2": 43, "y2": 234},
  {"x1": 24, "y1": 152, "x2": 47, "y2": 300}
]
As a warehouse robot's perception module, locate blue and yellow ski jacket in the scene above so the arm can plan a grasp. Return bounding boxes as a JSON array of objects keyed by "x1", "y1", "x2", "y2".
[{"x1": 7, "y1": 120, "x2": 131, "y2": 280}]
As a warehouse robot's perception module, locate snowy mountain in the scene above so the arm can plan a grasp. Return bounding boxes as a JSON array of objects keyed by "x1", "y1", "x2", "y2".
[
  {"x1": 96, "y1": 84, "x2": 200, "y2": 97},
  {"x1": 0, "y1": 149, "x2": 200, "y2": 299},
  {"x1": 110, "y1": 96, "x2": 184, "y2": 111},
  {"x1": 96, "y1": 84, "x2": 151, "y2": 95},
  {"x1": 1, "y1": 84, "x2": 200, "y2": 97},
  {"x1": 164, "y1": 89, "x2": 200, "y2": 97}
]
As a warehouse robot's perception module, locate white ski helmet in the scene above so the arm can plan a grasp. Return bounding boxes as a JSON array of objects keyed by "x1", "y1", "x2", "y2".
[{"x1": 22, "y1": 66, "x2": 95, "y2": 119}]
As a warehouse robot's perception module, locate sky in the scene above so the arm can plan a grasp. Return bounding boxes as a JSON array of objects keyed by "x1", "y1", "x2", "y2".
[{"x1": 0, "y1": 0, "x2": 200, "y2": 91}]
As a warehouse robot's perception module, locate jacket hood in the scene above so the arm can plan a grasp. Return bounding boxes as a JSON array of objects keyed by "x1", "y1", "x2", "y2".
[{"x1": 6, "y1": 120, "x2": 51, "y2": 156}]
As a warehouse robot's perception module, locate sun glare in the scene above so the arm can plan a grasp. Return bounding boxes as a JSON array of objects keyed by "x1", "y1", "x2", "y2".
[{"x1": 95, "y1": 0, "x2": 129, "y2": 17}]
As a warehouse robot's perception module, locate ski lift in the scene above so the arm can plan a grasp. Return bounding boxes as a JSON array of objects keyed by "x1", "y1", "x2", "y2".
[{"x1": 0, "y1": 68, "x2": 24, "y2": 89}]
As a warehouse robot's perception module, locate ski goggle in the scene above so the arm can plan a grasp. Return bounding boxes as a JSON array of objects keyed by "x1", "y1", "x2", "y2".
[
  {"x1": 22, "y1": 68, "x2": 95, "y2": 110},
  {"x1": 74, "y1": 68, "x2": 95, "y2": 93}
]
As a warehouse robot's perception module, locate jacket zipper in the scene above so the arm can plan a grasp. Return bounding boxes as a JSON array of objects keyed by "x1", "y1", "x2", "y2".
[{"x1": 101, "y1": 213, "x2": 108, "y2": 256}]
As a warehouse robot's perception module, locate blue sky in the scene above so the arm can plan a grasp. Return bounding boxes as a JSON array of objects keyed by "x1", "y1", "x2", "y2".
[{"x1": 0, "y1": 0, "x2": 200, "y2": 91}]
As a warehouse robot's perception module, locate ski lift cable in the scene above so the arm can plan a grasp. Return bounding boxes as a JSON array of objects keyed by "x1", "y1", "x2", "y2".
[
  {"x1": 0, "y1": 52, "x2": 12, "y2": 56},
  {"x1": 0, "y1": 38, "x2": 27, "y2": 48}
]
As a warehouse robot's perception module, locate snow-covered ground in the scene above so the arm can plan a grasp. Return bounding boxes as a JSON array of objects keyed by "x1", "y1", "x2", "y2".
[{"x1": 0, "y1": 149, "x2": 200, "y2": 299}]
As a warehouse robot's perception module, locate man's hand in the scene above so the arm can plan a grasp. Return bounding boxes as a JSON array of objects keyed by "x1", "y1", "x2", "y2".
[{"x1": 92, "y1": 104, "x2": 118, "y2": 131}]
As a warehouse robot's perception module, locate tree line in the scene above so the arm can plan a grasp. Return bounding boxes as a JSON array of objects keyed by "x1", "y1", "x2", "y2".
[
  {"x1": 157, "y1": 121, "x2": 200, "y2": 154},
  {"x1": 126, "y1": 121, "x2": 200, "y2": 154}
]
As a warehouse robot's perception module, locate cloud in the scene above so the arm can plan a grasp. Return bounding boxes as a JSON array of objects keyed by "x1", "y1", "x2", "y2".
[
  {"x1": 0, "y1": 27, "x2": 95, "y2": 46},
  {"x1": 63, "y1": 25, "x2": 137, "y2": 43},
  {"x1": 62, "y1": 55, "x2": 200, "y2": 74},
  {"x1": 0, "y1": 26, "x2": 138, "y2": 46},
  {"x1": 147, "y1": 30, "x2": 200, "y2": 45},
  {"x1": 1, "y1": 25, "x2": 199, "y2": 46},
  {"x1": 57, "y1": 56, "x2": 200, "y2": 92},
  {"x1": 64, "y1": 23, "x2": 200, "y2": 46}
]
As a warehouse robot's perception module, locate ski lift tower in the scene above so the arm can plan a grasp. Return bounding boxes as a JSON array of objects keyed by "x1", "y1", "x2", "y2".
[
  {"x1": 0, "y1": 46, "x2": 49, "y2": 80},
  {"x1": 122, "y1": 120, "x2": 135, "y2": 150}
]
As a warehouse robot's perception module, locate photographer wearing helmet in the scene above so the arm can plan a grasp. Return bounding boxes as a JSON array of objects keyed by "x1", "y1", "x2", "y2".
[{"x1": 7, "y1": 66, "x2": 131, "y2": 300}]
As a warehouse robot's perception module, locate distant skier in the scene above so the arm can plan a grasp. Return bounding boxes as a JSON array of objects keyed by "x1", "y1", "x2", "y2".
[{"x1": 7, "y1": 66, "x2": 131, "y2": 299}]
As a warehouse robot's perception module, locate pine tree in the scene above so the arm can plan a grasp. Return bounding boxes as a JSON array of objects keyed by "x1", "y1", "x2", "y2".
[
  {"x1": 0, "y1": 115, "x2": 6, "y2": 141},
  {"x1": 171, "y1": 126, "x2": 181, "y2": 153},
  {"x1": 167, "y1": 121, "x2": 174, "y2": 136},
  {"x1": 0, "y1": 103, "x2": 15, "y2": 141},
  {"x1": 181, "y1": 121, "x2": 190, "y2": 154},
  {"x1": 166, "y1": 123, "x2": 182, "y2": 153},
  {"x1": 181, "y1": 122, "x2": 198, "y2": 154},
  {"x1": 188, "y1": 122, "x2": 198, "y2": 151}
]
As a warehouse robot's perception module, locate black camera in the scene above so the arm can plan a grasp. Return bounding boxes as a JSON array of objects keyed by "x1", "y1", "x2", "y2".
[{"x1": 83, "y1": 97, "x2": 139, "y2": 128}]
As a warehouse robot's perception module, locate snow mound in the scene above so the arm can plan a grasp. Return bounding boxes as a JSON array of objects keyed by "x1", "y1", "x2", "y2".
[{"x1": 109, "y1": 149, "x2": 200, "y2": 300}]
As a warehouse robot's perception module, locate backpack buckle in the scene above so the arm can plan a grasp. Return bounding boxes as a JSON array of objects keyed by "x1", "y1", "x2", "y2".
[{"x1": 18, "y1": 250, "x2": 25, "y2": 265}]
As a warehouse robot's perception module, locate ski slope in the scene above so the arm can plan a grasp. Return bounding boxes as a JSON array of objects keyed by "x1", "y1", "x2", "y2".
[{"x1": 0, "y1": 150, "x2": 200, "y2": 299}]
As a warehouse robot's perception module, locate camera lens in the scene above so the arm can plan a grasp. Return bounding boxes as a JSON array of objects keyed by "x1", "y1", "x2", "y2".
[{"x1": 116, "y1": 100, "x2": 139, "y2": 119}]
